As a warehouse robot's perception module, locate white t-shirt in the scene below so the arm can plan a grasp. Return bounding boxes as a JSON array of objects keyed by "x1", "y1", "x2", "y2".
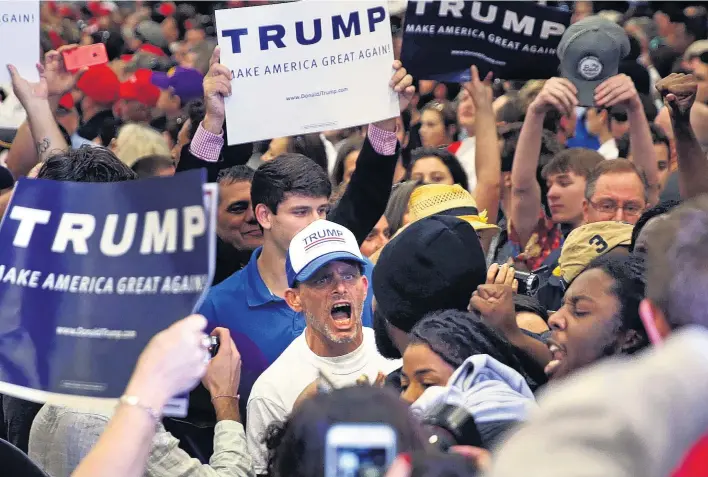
[
  {"x1": 597, "y1": 138, "x2": 619, "y2": 160},
  {"x1": 246, "y1": 327, "x2": 400, "y2": 473},
  {"x1": 452, "y1": 137, "x2": 478, "y2": 193}
]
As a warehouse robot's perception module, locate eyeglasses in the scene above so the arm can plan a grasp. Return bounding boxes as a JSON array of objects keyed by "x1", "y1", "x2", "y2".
[{"x1": 589, "y1": 199, "x2": 644, "y2": 217}]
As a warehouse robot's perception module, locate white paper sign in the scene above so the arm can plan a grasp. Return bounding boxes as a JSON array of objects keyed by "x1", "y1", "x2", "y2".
[
  {"x1": 0, "y1": 1, "x2": 40, "y2": 84},
  {"x1": 215, "y1": 1, "x2": 399, "y2": 145}
]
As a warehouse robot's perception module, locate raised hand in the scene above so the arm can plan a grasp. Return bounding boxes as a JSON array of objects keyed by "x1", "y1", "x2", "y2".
[
  {"x1": 202, "y1": 46, "x2": 233, "y2": 134},
  {"x1": 8, "y1": 64, "x2": 49, "y2": 111},
  {"x1": 529, "y1": 77, "x2": 578, "y2": 117},
  {"x1": 202, "y1": 327, "x2": 242, "y2": 399},
  {"x1": 655, "y1": 73, "x2": 697, "y2": 121},
  {"x1": 44, "y1": 44, "x2": 87, "y2": 98},
  {"x1": 594, "y1": 73, "x2": 641, "y2": 111},
  {"x1": 463, "y1": 64, "x2": 493, "y2": 109},
  {"x1": 389, "y1": 60, "x2": 415, "y2": 112}
]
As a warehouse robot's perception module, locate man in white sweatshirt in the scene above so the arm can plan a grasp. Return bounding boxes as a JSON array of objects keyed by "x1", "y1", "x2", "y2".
[{"x1": 246, "y1": 220, "x2": 398, "y2": 474}]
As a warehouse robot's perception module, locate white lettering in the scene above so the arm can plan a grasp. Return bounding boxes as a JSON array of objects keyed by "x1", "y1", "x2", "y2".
[
  {"x1": 471, "y1": 1, "x2": 497, "y2": 24},
  {"x1": 9, "y1": 206, "x2": 51, "y2": 248},
  {"x1": 502, "y1": 11, "x2": 535, "y2": 36},
  {"x1": 439, "y1": 1, "x2": 464, "y2": 17},
  {"x1": 100, "y1": 213, "x2": 138, "y2": 257},
  {"x1": 540, "y1": 20, "x2": 565, "y2": 39},
  {"x1": 140, "y1": 209, "x2": 177, "y2": 254},
  {"x1": 182, "y1": 206, "x2": 206, "y2": 252},
  {"x1": 51, "y1": 213, "x2": 95, "y2": 254}
]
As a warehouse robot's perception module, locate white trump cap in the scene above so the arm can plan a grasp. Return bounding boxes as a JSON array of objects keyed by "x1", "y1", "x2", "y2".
[{"x1": 285, "y1": 220, "x2": 365, "y2": 288}]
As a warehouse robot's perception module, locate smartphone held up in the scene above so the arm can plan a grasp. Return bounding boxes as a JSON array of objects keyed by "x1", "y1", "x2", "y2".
[{"x1": 62, "y1": 44, "x2": 108, "y2": 72}]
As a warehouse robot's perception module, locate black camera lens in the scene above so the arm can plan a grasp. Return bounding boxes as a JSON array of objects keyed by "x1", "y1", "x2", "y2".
[
  {"x1": 208, "y1": 336, "x2": 219, "y2": 358},
  {"x1": 420, "y1": 404, "x2": 483, "y2": 450},
  {"x1": 514, "y1": 270, "x2": 539, "y2": 296}
]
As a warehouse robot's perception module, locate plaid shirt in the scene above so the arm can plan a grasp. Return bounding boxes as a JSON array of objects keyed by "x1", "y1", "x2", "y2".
[
  {"x1": 189, "y1": 123, "x2": 397, "y2": 162},
  {"x1": 29, "y1": 404, "x2": 255, "y2": 477}
]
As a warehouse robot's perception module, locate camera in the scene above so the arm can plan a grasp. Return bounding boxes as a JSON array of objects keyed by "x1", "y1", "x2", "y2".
[
  {"x1": 420, "y1": 403, "x2": 483, "y2": 452},
  {"x1": 208, "y1": 336, "x2": 220, "y2": 358},
  {"x1": 514, "y1": 270, "x2": 540, "y2": 296}
]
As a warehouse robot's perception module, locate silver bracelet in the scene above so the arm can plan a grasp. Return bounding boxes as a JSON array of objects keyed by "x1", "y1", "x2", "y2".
[{"x1": 119, "y1": 395, "x2": 161, "y2": 423}]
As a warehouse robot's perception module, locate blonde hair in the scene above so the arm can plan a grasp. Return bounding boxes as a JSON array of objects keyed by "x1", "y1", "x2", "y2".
[{"x1": 112, "y1": 123, "x2": 171, "y2": 167}]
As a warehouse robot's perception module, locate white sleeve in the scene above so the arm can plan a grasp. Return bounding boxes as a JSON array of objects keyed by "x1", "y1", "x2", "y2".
[
  {"x1": 487, "y1": 326, "x2": 708, "y2": 477},
  {"x1": 246, "y1": 397, "x2": 288, "y2": 475}
]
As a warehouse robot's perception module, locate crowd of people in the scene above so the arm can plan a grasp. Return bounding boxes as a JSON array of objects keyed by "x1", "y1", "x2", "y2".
[{"x1": 1, "y1": 1, "x2": 708, "y2": 476}]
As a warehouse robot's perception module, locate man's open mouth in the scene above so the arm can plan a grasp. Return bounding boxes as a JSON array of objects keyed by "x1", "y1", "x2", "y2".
[
  {"x1": 331, "y1": 302, "x2": 352, "y2": 321},
  {"x1": 545, "y1": 341, "x2": 566, "y2": 377}
]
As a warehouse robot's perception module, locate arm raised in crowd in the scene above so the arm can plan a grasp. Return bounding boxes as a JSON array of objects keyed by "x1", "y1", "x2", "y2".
[
  {"x1": 5, "y1": 45, "x2": 85, "y2": 177},
  {"x1": 72, "y1": 315, "x2": 211, "y2": 477},
  {"x1": 179, "y1": 47, "x2": 252, "y2": 181},
  {"x1": 595, "y1": 74, "x2": 660, "y2": 204},
  {"x1": 328, "y1": 61, "x2": 414, "y2": 244},
  {"x1": 465, "y1": 65, "x2": 500, "y2": 227},
  {"x1": 511, "y1": 78, "x2": 577, "y2": 247},
  {"x1": 655, "y1": 73, "x2": 708, "y2": 199}
]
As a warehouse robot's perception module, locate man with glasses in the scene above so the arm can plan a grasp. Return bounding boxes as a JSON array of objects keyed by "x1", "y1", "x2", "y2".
[{"x1": 583, "y1": 159, "x2": 649, "y2": 225}]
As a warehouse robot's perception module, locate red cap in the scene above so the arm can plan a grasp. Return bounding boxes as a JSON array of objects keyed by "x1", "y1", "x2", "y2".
[
  {"x1": 76, "y1": 64, "x2": 120, "y2": 104},
  {"x1": 58, "y1": 93, "x2": 74, "y2": 110},
  {"x1": 138, "y1": 44, "x2": 167, "y2": 57},
  {"x1": 120, "y1": 69, "x2": 160, "y2": 107},
  {"x1": 158, "y1": 2, "x2": 177, "y2": 17},
  {"x1": 48, "y1": 30, "x2": 65, "y2": 50}
]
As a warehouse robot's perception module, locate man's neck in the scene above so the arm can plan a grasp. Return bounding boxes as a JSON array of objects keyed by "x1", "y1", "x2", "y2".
[
  {"x1": 597, "y1": 128, "x2": 614, "y2": 145},
  {"x1": 82, "y1": 106, "x2": 100, "y2": 123},
  {"x1": 256, "y1": 240, "x2": 289, "y2": 298},
  {"x1": 305, "y1": 327, "x2": 363, "y2": 358}
]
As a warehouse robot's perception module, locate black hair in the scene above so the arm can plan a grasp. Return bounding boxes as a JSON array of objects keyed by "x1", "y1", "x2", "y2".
[
  {"x1": 410, "y1": 452, "x2": 479, "y2": 477},
  {"x1": 513, "y1": 294, "x2": 549, "y2": 322},
  {"x1": 617, "y1": 123, "x2": 671, "y2": 160},
  {"x1": 98, "y1": 116, "x2": 123, "y2": 147},
  {"x1": 407, "y1": 147, "x2": 469, "y2": 191},
  {"x1": 373, "y1": 308, "x2": 401, "y2": 359},
  {"x1": 38, "y1": 146, "x2": 138, "y2": 182},
  {"x1": 130, "y1": 155, "x2": 174, "y2": 178},
  {"x1": 217, "y1": 164, "x2": 254, "y2": 185},
  {"x1": 163, "y1": 117, "x2": 184, "y2": 146},
  {"x1": 251, "y1": 153, "x2": 332, "y2": 214},
  {"x1": 331, "y1": 136, "x2": 364, "y2": 186},
  {"x1": 583, "y1": 254, "x2": 649, "y2": 355},
  {"x1": 410, "y1": 309, "x2": 547, "y2": 392},
  {"x1": 265, "y1": 386, "x2": 428, "y2": 477},
  {"x1": 401, "y1": 109, "x2": 412, "y2": 132},
  {"x1": 186, "y1": 99, "x2": 206, "y2": 140},
  {"x1": 630, "y1": 199, "x2": 681, "y2": 252}
]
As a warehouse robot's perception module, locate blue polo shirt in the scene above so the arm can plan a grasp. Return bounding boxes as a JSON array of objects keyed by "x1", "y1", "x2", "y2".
[{"x1": 199, "y1": 248, "x2": 374, "y2": 407}]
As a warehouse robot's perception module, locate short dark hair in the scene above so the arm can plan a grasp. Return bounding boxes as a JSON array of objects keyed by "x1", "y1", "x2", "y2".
[
  {"x1": 582, "y1": 253, "x2": 649, "y2": 355},
  {"x1": 38, "y1": 146, "x2": 138, "y2": 182},
  {"x1": 541, "y1": 148, "x2": 604, "y2": 180},
  {"x1": 131, "y1": 155, "x2": 174, "y2": 178},
  {"x1": 266, "y1": 386, "x2": 427, "y2": 477},
  {"x1": 331, "y1": 136, "x2": 364, "y2": 186},
  {"x1": 410, "y1": 309, "x2": 547, "y2": 391},
  {"x1": 645, "y1": 195, "x2": 708, "y2": 329},
  {"x1": 407, "y1": 147, "x2": 469, "y2": 191},
  {"x1": 616, "y1": 123, "x2": 670, "y2": 159},
  {"x1": 400, "y1": 109, "x2": 412, "y2": 132},
  {"x1": 251, "y1": 153, "x2": 332, "y2": 214},
  {"x1": 585, "y1": 159, "x2": 650, "y2": 204},
  {"x1": 630, "y1": 199, "x2": 681, "y2": 252},
  {"x1": 217, "y1": 164, "x2": 254, "y2": 185},
  {"x1": 496, "y1": 97, "x2": 525, "y2": 124}
]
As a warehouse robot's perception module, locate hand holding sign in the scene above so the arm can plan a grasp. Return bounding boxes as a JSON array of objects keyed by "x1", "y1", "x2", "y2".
[
  {"x1": 656, "y1": 73, "x2": 697, "y2": 122},
  {"x1": 389, "y1": 60, "x2": 415, "y2": 112},
  {"x1": 43, "y1": 44, "x2": 87, "y2": 99},
  {"x1": 594, "y1": 74, "x2": 640, "y2": 112},
  {"x1": 125, "y1": 314, "x2": 210, "y2": 413},
  {"x1": 202, "y1": 46, "x2": 233, "y2": 135},
  {"x1": 529, "y1": 77, "x2": 578, "y2": 118}
]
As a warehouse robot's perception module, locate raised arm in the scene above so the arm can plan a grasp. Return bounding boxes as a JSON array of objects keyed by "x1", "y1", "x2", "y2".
[
  {"x1": 328, "y1": 61, "x2": 414, "y2": 244},
  {"x1": 595, "y1": 74, "x2": 659, "y2": 204},
  {"x1": 655, "y1": 73, "x2": 708, "y2": 199},
  {"x1": 72, "y1": 315, "x2": 209, "y2": 477},
  {"x1": 5, "y1": 45, "x2": 84, "y2": 176},
  {"x1": 465, "y1": 66, "x2": 500, "y2": 227},
  {"x1": 511, "y1": 78, "x2": 577, "y2": 247}
]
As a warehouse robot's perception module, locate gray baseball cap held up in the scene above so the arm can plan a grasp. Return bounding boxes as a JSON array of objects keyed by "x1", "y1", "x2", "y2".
[{"x1": 557, "y1": 16, "x2": 630, "y2": 106}]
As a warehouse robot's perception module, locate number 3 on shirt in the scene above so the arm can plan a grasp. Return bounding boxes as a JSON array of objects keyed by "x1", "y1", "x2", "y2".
[{"x1": 589, "y1": 234, "x2": 608, "y2": 253}]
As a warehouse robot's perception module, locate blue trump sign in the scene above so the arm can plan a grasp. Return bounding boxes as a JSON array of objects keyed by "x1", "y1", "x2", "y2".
[
  {"x1": 401, "y1": 1, "x2": 571, "y2": 82},
  {"x1": 0, "y1": 170, "x2": 213, "y2": 416}
]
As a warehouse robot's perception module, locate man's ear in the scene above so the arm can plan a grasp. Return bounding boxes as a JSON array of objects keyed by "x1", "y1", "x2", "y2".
[
  {"x1": 255, "y1": 203, "x2": 273, "y2": 231},
  {"x1": 582, "y1": 198, "x2": 590, "y2": 223},
  {"x1": 284, "y1": 288, "x2": 303, "y2": 312},
  {"x1": 639, "y1": 298, "x2": 672, "y2": 344},
  {"x1": 360, "y1": 275, "x2": 368, "y2": 302}
]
